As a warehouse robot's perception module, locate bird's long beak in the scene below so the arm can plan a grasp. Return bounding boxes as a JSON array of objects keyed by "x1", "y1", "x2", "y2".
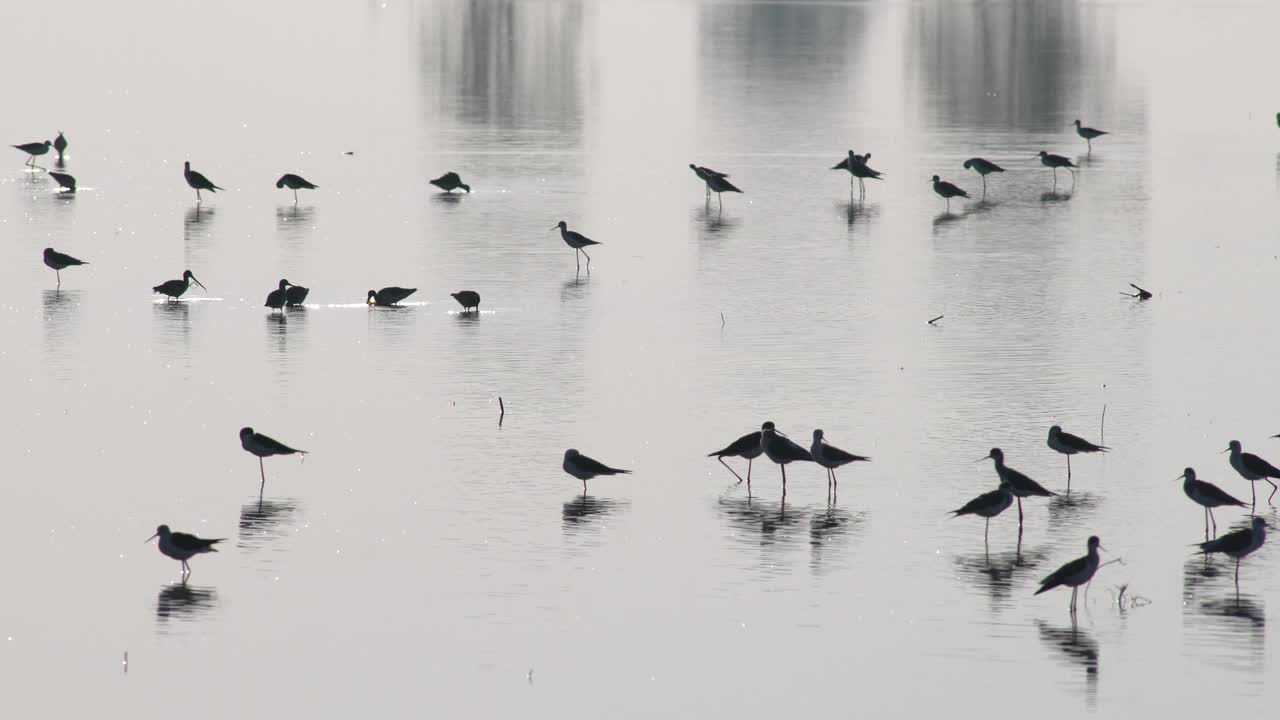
[
  {"x1": 1220, "y1": 447, "x2": 1230, "y2": 454},
  {"x1": 974, "y1": 456, "x2": 989, "y2": 462},
  {"x1": 1175, "y1": 473, "x2": 1186, "y2": 481},
  {"x1": 550, "y1": 226, "x2": 558, "y2": 231},
  {"x1": 145, "y1": 533, "x2": 158, "y2": 543},
  {"x1": 1098, "y1": 543, "x2": 1106, "y2": 552},
  {"x1": 192, "y1": 276, "x2": 207, "y2": 291}
]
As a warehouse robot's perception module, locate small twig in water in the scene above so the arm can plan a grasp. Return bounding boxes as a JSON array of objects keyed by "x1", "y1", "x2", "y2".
[
  {"x1": 498, "y1": 396, "x2": 505, "y2": 427},
  {"x1": 928, "y1": 315, "x2": 944, "y2": 325},
  {"x1": 1100, "y1": 403, "x2": 1107, "y2": 445},
  {"x1": 720, "y1": 312, "x2": 725, "y2": 327}
]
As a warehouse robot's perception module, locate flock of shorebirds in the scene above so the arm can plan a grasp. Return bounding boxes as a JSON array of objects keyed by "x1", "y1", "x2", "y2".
[{"x1": 14, "y1": 119, "x2": 1269, "y2": 612}]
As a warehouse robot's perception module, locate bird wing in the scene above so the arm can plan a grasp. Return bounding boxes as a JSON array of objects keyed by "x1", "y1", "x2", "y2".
[
  {"x1": 1200, "y1": 527, "x2": 1253, "y2": 554},
  {"x1": 255, "y1": 433, "x2": 305, "y2": 455},
  {"x1": 49, "y1": 250, "x2": 85, "y2": 266},
  {"x1": 1006, "y1": 467, "x2": 1057, "y2": 496},
  {"x1": 1193, "y1": 480, "x2": 1246, "y2": 507},
  {"x1": 1059, "y1": 431, "x2": 1107, "y2": 452},
  {"x1": 823, "y1": 444, "x2": 869, "y2": 464},
  {"x1": 1242, "y1": 453, "x2": 1280, "y2": 477},
  {"x1": 1036, "y1": 556, "x2": 1086, "y2": 593},
  {"x1": 831, "y1": 158, "x2": 850, "y2": 171},
  {"x1": 951, "y1": 486, "x2": 1005, "y2": 516},
  {"x1": 576, "y1": 454, "x2": 629, "y2": 475},
  {"x1": 710, "y1": 176, "x2": 743, "y2": 193},
  {"x1": 170, "y1": 533, "x2": 223, "y2": 552},
  {"x1": 568, "y1": 231, "x2": 599, "y2": 246},
  {"x1": 285, "y1": 286, "x2": 310, "y2": 304},
  {"x1": 699, "y1": 166, "x2": 729, "y2": 178},
  {"x1": 938, "y1": 181, "x2": 967, "y2": 197},
  {"x1": 709, "y1": 431, "x2": 761, "y2": 457}
]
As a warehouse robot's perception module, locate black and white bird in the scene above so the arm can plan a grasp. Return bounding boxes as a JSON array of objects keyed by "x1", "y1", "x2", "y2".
[
  {"x1": 1037, "y1": 151, "x2": 1076, "y2": 188},
  {"x1": 930, "y1": 175, "x2": 968, "y2": 212},
  {"x1": 275, "y1": 173, "x2": 318, "y2": 203},
  {"x1": 12, "y1": 139, "x2": 51, "y2": 167},
  {"x1": 183, "y1": 161, "x2": 223, "y2": 202},
  {"x1": 48, "y1": 171, "x2": 76, "y2": 193},
  {"x1": 1046, "y1": 425, "x2": 1109, "y2": 492},
  {"x1": 43, "y1": 248, "x2": 87, "y2": 285},
  {"x1": 1073, "y1": 119, "x2": 1108, "y2": 151},
  {"x1": 809, "y1": 429, "x2": 869, "y2": 494},
  {"x1": 759, "y1": 421, "x2": 814, "y2": 491},
  {"x1": 1179, "y1": 467, "x2": 1246, "y2": 539},
  {"x1": 147, "y1": 524, "x2": 224, "y2": 575},
  {"x1": 962, "y1": 157, "x2": 1004, "y2": 196},
  {"x1": 1224, "y1": 439, "x2": 1280, "y2": 507},
  {"x1": 1198, "y1": 516, "x2": 1267, "y2": 586},
  {"x1": 450, "y1": 290, "x2": 480, "y2": 313},
  {"x1": 707, "y1": 430, "x2": 764, "y2": 486},
  {"x1": 430, "y1": 172, "x2": 470, "y2": 193},
  {"x1": 240, "y1": 427, "x2": 307, "y2": 493},
  {"x1": 950, "y1": 481, "x2": 1014, "y2": 543},
  {"x1": 982, "y1": 448, "x2": 1056, "y2": 525},
  {"x1": 153, "y1": 270, "x2": 206, "y2": 301},
  {"x1": 562, "y1": 449, "x2": 630, "y2": 493},
  {"x1": 553, "y1": 221, "x2": 601, "y2": 272},
  {"x1": 1035, "y1": 536, "x2": 1103, "y2": 613},
  {"x1": 265, "y1": 279, "x2": 291, "y2": 313},
  {"x1": 366, "y1": 287, "x2": 417, "y2": 306}
]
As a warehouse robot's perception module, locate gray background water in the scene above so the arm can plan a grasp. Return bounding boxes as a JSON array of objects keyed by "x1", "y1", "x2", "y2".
[{"x1": 2, "y1": 0, "x2": 1279, "y2": 715}]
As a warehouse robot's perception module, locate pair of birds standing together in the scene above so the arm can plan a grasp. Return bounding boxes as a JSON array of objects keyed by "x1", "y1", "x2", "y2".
[
  {"x1": 12, "y1": 131, "x2": 67, "y2": 166},
  {"x1": 708, "y1": 422, "x2": 870, "y2": 494},
  {"x1": 688, "y1": 164, "x2": 743, "y2": 208},
  {"x1": 182, "y1": 160, "x2": 319, "y2": 204}
]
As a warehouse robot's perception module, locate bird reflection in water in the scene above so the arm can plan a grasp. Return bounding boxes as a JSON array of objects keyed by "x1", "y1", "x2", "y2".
[
  {"x1": 238, "y1": 497, "x2": 301, "y2": 550},
  {"x1": 183, "y1": 205, "x2": 217, "y2": 270},
  {"x1": 1040, "y1": 190, "x2": 1072, "y2": 204},
  {"x1": 835, "y1": 200, "x2": 878, "y2": 230},
  {"x1": 276, "y1": 205, "x2": 318, "y2": 249},
  {"x1": 932, "y1": 210, "x2": 967, "y2": 232},
  {"x1": 562, "y1": 494, "x2": 627, "y2": 544},
  {"x1": 265, "y1": 309, "x2": 307, "y2": 368},
  {"x1": 808, "y1": 501, "x2": 862, "y2": 574},
  {"x1": 561, "y1": 272, "x2": 591, "y2": 301},
  {"x1": 717, "y1": 495, "x2": 806, "y2": 555},
  {"x1": 431, "y1": 193, "x2": 465, "y2": 207},
  {"x1": 155, "y1": 581, "x2": 217, "y2": 627},
  {"x1": 691, "y1": 204, "x2": 739, "y2": 237},
  {"x1": 1048, "y1": 491, "x2": 1101, "y2": 532},
  {"x1": 1035, "y1": 619, "x2": 1099, "y2": 709},
  {"x1": 952, "y1": 536, "x2": 1050, "y2": 608},
  {"x1": 1182, "y1": 556, "x2": 1265, "y2": 678},
  {"x1": 42, "y1": 289, "x2": 82, "y2": 368}
]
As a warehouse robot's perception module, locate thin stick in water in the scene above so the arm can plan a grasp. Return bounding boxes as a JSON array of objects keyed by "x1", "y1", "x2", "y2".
[
  {"x1": 1100, "y1": 403, "x2": 1107, "y2": 444},
  {"x1": 928, "y1": 315, "x2": 944, "y2": 325}
]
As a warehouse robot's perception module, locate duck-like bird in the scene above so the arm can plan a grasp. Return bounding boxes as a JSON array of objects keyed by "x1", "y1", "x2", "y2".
[
  {"x1": 553, "y1": 221, "x2": 601, "y2": 272},
  {"x1": 240, "y1": 427, "x2": 307, "y2": 493},
  {"x1": 950, "y1": 481, "x2": 1014, "y2": 543},
  {"x1": 562, "y1": 448, "x2": 631, "y2": 493},
  {"x1": 43, "y1": 247, "x2": 87, "y2": 285},
  {"x1": 930, "y1": 175, "x2": 969, "y2": 212},
  {"x1": 810, "y1": 429, "x2": 869, "y2": 493},
  {"x1": 962, "y1": 157, "x2": 1004, "y2": 196},
  {"x1": 285, "y1": 283, "x2": 310, "y2": 306},
  {"x1": 708, "y1": 430, "x2": 764, "y2": 486},
  {"x1": 265, "y1": 279, "x2": 291, "y2": 313},
  {"x1": 760, "y1": 421, "x2": 814, "y2": 491},
  {"x1": 184, "y1": 161, "x2": 223, "y2": 202},
  {"x1": 450, "y1": 290, "x2": 480, "y2": 313},
  {"x1": 1198, "y1": 516, "x2": 1267, "y2": 585},
  {"x1": 12, "y1": 139, "x2": 51, "y2": 167},
  {"x1": 1035, "y1": 536, "x2": 1103, "y2": 613},
  {"x1": 276, "y1": 173, "x2": 318, "y2": 203},
  {"x1": 1046, "y1": 425, "x2": 1109, "y2": 492},
  {"x1": 153, "y1": 270, "x2": 206, "y2": 301},
  {"x1": 982, "y1": 448, "x2": 1056, "y2": 525},
  {"x1": 367, "y1": 287, "x2": 417, "y2": 306},
  {"x1": 147, "y1": 524, "x2": 224, "y2": 575},
  {"x1": 430, "y1": 172, "x2": 470, "y2": 193},
  {"x1": 1073, "y1": 119, "x2": 1108, "y2": 151},
  {"x1": 53, "y1": 132, "x2": 67, "y2": 164},
  {"x1": 1224, "y1": 440, "x2": 1280, "y2": 507},
  {"x1": 48, "y1": 171, "x2": 76, "y2": 193},
  {"x1": 1179, "y1": 467, "x2": 1246, "y2": 539}
]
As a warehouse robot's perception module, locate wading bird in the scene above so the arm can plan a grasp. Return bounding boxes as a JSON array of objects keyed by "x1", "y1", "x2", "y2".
[
  {"x1": 53, "y1": 132, "x2": 67, "y2": 164},
  {"x1": 1035, "y1": 536, "x2": 1103, "y2": 613},
  {"x1": 430, "y1": 172, "x2": 470, "y2": 193},
  {"x1": 1037, "y1": 151, "x2": 1076, "y2": 190},
  {"x1": 553, "y1": 221, "x2": 601, "y2": 272},
  {"x1": 240, "y1": 427, "x2": 307, "y2": 493},
  {"x1": 367, "y1": 287, "x2": 417, "y2": 306},
  {"x1": 275, "y1": 173, "x2": 317, "y2": 203},
  {"x1": 1073, "y1": 119, "x2": 1108, "y2": 151},
  {"x1": 930, "y1": 175, "x2": 968, "y2": 212},
  {"x1": 1179, "y1": 467, "x2": 1246, "y2": 539},
  {"x1": 1198, "y1": 516, "x2": 1267, "y2": 587},
  {"x1": 1224, "y1": 439, "x2": 1280, "y2": 507},
  {"x1": 265, "y1": 279, "x2": 291, "y2": 313},
  {"x1": 708, "y1": 430, "x2": 764, "y2": 487},
  {"x1": 450, "y1": 290, "x2": 480, "y2": 313},
  {"x1": 950, "y1": 481, "x2": 1014, "y2": 544},
  {"x1": 1046, "y1": 425, "x2": 1109, "y2": 492},
  {"x1": 183, "y1": 161, "x2": 223, "y2": 202},
  {"x1": 1121, "y1": 283, "x2": 1152, "y2": 301},
  {"x1": 689, "y1": 164, "x2": 730, "y2": 198},
  {"x1": 147, "y1": 525, "x2": 223, "y2": 575},
  {"x1": 562, "y1": 449, "x2": 630, "y2": 493},
  {"x1": 962, "y1": 158, "x2": 1004, "y2": 196},
  {"x1": 760, "y1": 421, "x2": 814, "y2": 491},
  {"x1": 704, "y1": 173, "x2": 742, "y2": 209},
  {"x1": 285, "y1": 283, "x2": 310, "y2": 306},
  {"x1": 12, "y1": 139, "x2": 51, "y2": 168},
  {"x1": 982, "y1": 448, "x2": 1056, "y2": 525},
  {"x1": 810, "y1": 429, "x2": 869, "y2": 494},
  {"x1": 48, "y1": 171, "x2": 76, "y2": 193},
  {"x1": 153, "y1": 270, "x2": 206, "y2": 301},
  {"x1": 43, "y1": 248, "x2": 87, "y2": 285}
]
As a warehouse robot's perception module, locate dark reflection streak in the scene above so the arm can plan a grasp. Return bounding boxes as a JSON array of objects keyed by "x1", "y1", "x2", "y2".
[
  {"x1": 41, "y1": 289, "x2": 82, "y2": 369},
  {"x1": 952, "y1": 537, "x2": 1050, "y2": 608},
  {"x1": 717, "y1": 495, "x2": 806, "y2": 555},
  {"x1": 836, "y1": 200, "x2": 879, "y2": 230},
  {"x1": 183, "y1": 206, "x2": 216, "y2": 271},
  {"x1": 562, "y1": 494, "x2": 627, "y2": 542},
  {"x1": 155, "y1": 581, "x2": 217, "y2": 626},
  {"x1": 808, "y1": 502, "x2": 862, "y2": 575},
  {"x1": 1035, "y1": 620, "x2": 1099, "y2": 710},
  {"x1": 238, "y1": 497, "x2": 301, "y2": 550},
  {"x1": 152, "y1": 300, "x2": 192, "y2": 358},
  {"x1": 1047, "y1": 491, "x2": 1101, "y2": 532},
  {"x1": 560, "y1": 273, "x2": 590, "y2": 303},
  {"x1": 276, "y1": 205, "x2": 317, "y2": 246}
]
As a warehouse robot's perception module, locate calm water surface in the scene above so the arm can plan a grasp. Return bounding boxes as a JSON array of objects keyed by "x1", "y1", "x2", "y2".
[{"x1": 2, "y1": 0, "x2": 1279, "y2": 716}]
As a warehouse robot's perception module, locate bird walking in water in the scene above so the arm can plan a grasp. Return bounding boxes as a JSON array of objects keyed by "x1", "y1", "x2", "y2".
[
  {"x1": 285, "y1": 283, "x2": 310, "y2": 306},
  {"x1": 450, "y1": 290, "x2": 480, "y2": 313},
  {"x1": 833, "y1": 150, "x2": 883, "y2": 199},
  {"x1": 962, "y1": 158, "x2": 1004, "y2": 197},
  {"x1": 1073, "y1": 119, "x2": 1108, "y2": 152},
  {"x1": 982, "y1": 448, "x2": 1056, "y2": 525},
  {"x1": 275, "y1": 173, "x2": 317, "y2": 203},
  {"x1": 704, "y1": 173, "x2": 743, "y2": 210},
  {"x1": 950, "y1": 481, "x2": 1014, "y2": 544},
  {"x1": 48, "y1": 171, "x2": 76, "y2": 193},
  {"x1": 1179, "y1": 467, "x2": 1246, "y2": 540},
  {"x1": 240, "y1": 427, "x2": 307, "y2": 494},
  {"x1": 43, "y1": 248, "x2": 87, "y2": 285},
  {"x1": 430, "y1": 172, "x2": 470, "y2": 193},
  {"x1": 147, "y1": 525, "x2": 223, "y2": 576},
  {"x1": 264, "y1": 279, "x2": 292, "y2": 313},
  {"x1": 1121, "y1": 283, "x2": 1152, "y2": 301},
  {"x1": 809, "y1": 429, "x2": 869, "y2": 495},
  {"x1": 708, "y1": 430, "x2": 764, "y2": 488},
  {"x1": 1037, "y1": 151, "x2": 1076, "y2": 190},
  {"x1": 689, "y1": 164, "x2": 730, "y2": 198},
  {"x1": 553, "y1": 221, "x2": 601, "y2": 272},
  {"x1": 1035, "y1": 536, "x2": 1103, "y2": 614},
  {"x1": 12, "y1": 140, "x2": 51, "y2": 168},
  {"x1": 1224, "y1": 440, "x2": 1280, "y2": 507},
  {"x1": 183, "y1": 161, "x2": 223, "y2": 202},
  {"x1": 760, "y1": 421, "x2": 814, "y2": 493},
  {"x1": 1198, "y1": 516, "x2": 1267, "y2": 587},
  {"x1": 153, "y1": 270, "x2": 206, "y2": 301},
  {"x1": 366, "y1": 287, "x2": 417, "y2": 306},
  {"x1": 930, "y1": 175, "x2": 968, "y2": 212},
  {"x1": 53, "y1": 132, "x2": 67, "y2": 164},
  {"x1": 562, "y1": 449, "x2": 630, "y2": 493},
  {"x1": 1046, "y1": 425, "x2": 1109, "y2": 493}
]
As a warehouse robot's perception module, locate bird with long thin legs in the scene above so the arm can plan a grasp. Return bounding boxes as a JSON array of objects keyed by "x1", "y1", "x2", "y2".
[
  {"x1": 240, "y1": 427, "x2": 307, "y2": 494},
  {"x1": 43, "y1": 248, "x2": 87, "y2": 285},
  {"x1": 562, "y1": 449, "x2": 630, "y2": 493},
  {"x1": 184, "y1": 161, "x2": 223, "y2": 202},
  {"x1": 1179, "y1": 467, "x2": 1246, "y2": 540},
  {"x1": 276, "y1": 173, "x2": 317, "y2": 203},
  {"x1": 760, "y1": 422, "x2": 814, "y2": 494},
  {"x1": 1047, "y1": 425, "x2": 1108, "y2": 493},
  {"x1": 962, "y1": 158, "x2": 1004, "y2": 197},
  {"x1": 1224, "y1": 439, "x2": 1280, "y2": 507},
  {"x1": 708, "y1": 430, "x2": 764, "y2": 488},
  {"x1": 810, "y1": 429, "x2": 869, "y2": 495},
  {"x1": 1035, "y1": 536, "x2": 1103, "y2": 614},
  {"x1": 1198, "y1": 516, "x2": 1266, "y2": 588},
  {"x1": 982, "y1": 448, "x2": 1056, "y2": 526},
  {"x1": 553, "y1": 221, "x2": 601, "y2": 272},
  {"x1": 147, "y1": 525, "x2": 223, "y2": 576}
]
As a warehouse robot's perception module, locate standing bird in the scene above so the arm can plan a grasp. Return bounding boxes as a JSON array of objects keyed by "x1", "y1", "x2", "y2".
[
  {"x1": 982, "y1": 448, "x2": 1056, "y2": 525},
  {"x1": 1179, "y1": 467, "x2": 1246, "y2": 539},
  {"x1": 12, "y1": 140, "x2": 51, "y2": 168},
  {"x1": 450, "y1": 290, "x2": 480, "y2": 313},
  {"x1": 704, "y1": 173, "x2": 743, "y2": 209},
  {"x1": 48, "y1": 171, "x2": 76, "y2": 193},
  {"x1": 562, "y1": 449, "x2": 631, "y2": 493},
  {"x1": 707, "y1": 430, "x2": 764, "y2": 487},
  {"x1": 429, "y1": 172, "x2": 470, "y2": 193},
  {"x1": 809, "y1": 429, "x2": 869, "y2": 494},
  {"x1": 53, "y1": 132, "x2": 68, "y2": 164},
  {"x1": 285, "y1": 283, "x2": 310, "y2": 306},
  {"x1": 1224, "y1": 439, "x2": 1280, "y2": 507},
  {"x1": 183, "y1": 161, "x2": 223, "y2": 202},
  {"x1": 153, "y1": 270, "x2": 206, "y2": 301},
  {"x1": 1198, "y1": 516, "x2": 1267, "y2": 586},
  {"x1": 275, "y1": 173, "x2": 317, "y2": 203},
  {"x1": 264, "y1": 279, "x2": 291, "y2": 313},
  {"x1": 1121, "y1": 283, "x2": 1152, "y2": 301},
  {"x1": 366, "y1": 287, "x2": 417, "y2": 306},
  {"x1": 552, "y1": 221, "x2": 601, "y2": 272},
  {"x1": 759, "y1": 421, "x2": 814, "y2": 492},
  {"x1": 689, "y1": 164, "x2": 730, "y2": 198},
  {"x1": 1035, "y1": 536, "x2": 1103, "y2": 613},
  {"x1": 930, "y1": 175, "x2": 969, "y2": 212},
  {"x1": 1037, "y1": 151, "x2": 1076, "y2": 190},
  {"x1": 43, "y1": 248, "x2": 87, "y2": 285},
  {"x1": 1046, "y1": 425, "x2": 1109, "y2": 492},
  {"x1": 834, "y1": 150, "x2": 883, "y2": 198},
  {"x1": 1073, "y1": 119, "x2": 1108, "y2": 151},
  {"x1": 146, "y1": 525, "x2": 223, "y2": 575},
  {"x1": 950, "y1": 482, "x2": 1014, "y2": 544},
  {"x1": 240, "y1": 427, "x2": 307, "y2": 493},
  {"x1": 962, "y1": 158, "x2": 1004, "y2": 197}
]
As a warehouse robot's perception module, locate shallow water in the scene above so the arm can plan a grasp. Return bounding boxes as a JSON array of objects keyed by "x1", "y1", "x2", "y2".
[{"x1": 2, "y1": 0, "x2": 1280, "y2": 716}]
